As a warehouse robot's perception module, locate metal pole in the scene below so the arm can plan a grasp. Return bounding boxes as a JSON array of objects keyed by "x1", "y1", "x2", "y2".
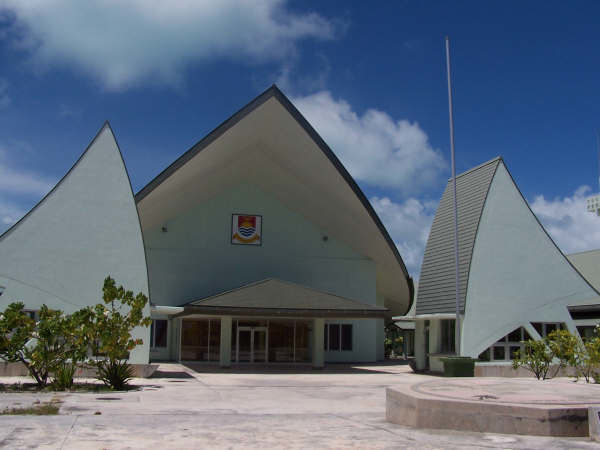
[{"x1": 445, "y1": 36, "x2": 461, "y2": 355}]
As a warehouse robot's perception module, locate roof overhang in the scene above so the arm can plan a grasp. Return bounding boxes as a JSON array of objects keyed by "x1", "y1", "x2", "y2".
[
  {"x1": 174, "y1": 278, "x2": 388, "y2": 319},
  {"x1": 135, "y1": 86, "x2": 412, "y2": 315}
]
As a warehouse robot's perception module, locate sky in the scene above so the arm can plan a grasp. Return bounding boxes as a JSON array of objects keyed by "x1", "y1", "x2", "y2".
[{"x1": 1, "y1": 0, "x2": 599, "y2": 277}]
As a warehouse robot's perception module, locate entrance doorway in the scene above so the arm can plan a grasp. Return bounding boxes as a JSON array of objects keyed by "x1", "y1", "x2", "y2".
[{"x1": 236, "y1": 326, "x2": 268, "y2": 363}]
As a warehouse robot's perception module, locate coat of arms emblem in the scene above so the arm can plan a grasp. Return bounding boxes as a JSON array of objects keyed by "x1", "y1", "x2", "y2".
[{"x1": 231, "y1": 214, "x2": 262, "y2": 245}]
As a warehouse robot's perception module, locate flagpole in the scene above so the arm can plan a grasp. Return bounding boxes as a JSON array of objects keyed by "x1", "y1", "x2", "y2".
[{"x1": 445, "y1": 36, "x2": 461, "y2": 355}]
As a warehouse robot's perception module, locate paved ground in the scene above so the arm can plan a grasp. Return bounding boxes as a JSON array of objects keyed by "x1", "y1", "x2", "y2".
[{"x1": 0, "y1": 362, "x2": 599, "y2": 449}]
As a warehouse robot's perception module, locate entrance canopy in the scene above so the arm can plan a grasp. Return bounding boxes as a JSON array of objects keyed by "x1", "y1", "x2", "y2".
[{"x1": 175, "y1": 278, "x2": 388, "y2": 319}]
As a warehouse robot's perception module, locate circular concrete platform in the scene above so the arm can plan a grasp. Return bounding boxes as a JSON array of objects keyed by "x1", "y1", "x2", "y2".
[{"x1": 386, "y1": 377, "x2": 600, "y2": 437}]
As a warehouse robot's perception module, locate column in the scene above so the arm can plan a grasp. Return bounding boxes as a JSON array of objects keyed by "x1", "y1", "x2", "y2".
[
  {"x1": 415, "y1": 320, "x2": 426, "y2": 370},
  {"x1": 220, "y1": 316, "x2": 232, "y2": 368},
  {"x1": 312, "y1": 318, "x2": 325, "y2": 369}
]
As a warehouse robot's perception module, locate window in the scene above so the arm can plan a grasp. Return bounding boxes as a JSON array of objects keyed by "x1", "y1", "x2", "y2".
[
  {"x1": 341, "y1": 324, "x2": 352, "y2": 351},
  {"x1": 440, "y1": 319, "x2": 455, "y2": 353},
  {"x1": 479, "y1": 327, "x2": 531, "y2": 362},
  {"x1": 324, "y1": 323, "x2": 353, "y2": 351},
  {"x1": 23, "y1": 310, "x2": 38, "y2": 321},
  {"x1": 577, "y1": 326, "x2": 598, "y2": 341},
  {"x1": 531, "y1": 322, "x2": 565, "y2": 338},
  {"x1": 150, "y1": 319, "x2": 168, "y2": 348},
  {"x1": 329, "y1": 324, "x2": 340, "y2": 351}
]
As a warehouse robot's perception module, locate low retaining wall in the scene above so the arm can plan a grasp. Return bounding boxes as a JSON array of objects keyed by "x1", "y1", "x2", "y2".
[
  {"x1": 386, "y1": 385, "x2": 590, "y2": 437},
  {"x1": 0, "y1": 362, "x2": 158, "y2": 378},
  {"x1": 474, "y1": 363, "x2": 575, "y2": 378}
]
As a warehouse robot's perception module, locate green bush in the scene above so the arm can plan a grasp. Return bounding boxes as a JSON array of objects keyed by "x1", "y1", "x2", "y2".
[
  {"x1": 53, "y1": 364, "x2": 77, "y2": 391},
  {"x1": 512, "y1": 327, "x2": 600, "y2": 382},
  {"x1": 84, "y1": 276, "x2": 151, "y2": 390},
  {"x1": 96, "y1": 360, "x2": 135, "y2": 391},
  {"x1": 512, "y1": 339, "x2": 553, "y2": 380},
  {"x1": 0, "y1": 304, "x2": 88, "y2": 387},
  {"x1": 0, "y1": 275, "x2": 150, "y2": 390}
]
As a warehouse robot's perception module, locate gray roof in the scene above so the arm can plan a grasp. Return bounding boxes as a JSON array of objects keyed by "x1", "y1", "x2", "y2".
[
  {"x1": 416, "y1": 157, "x2": 501, "y2": 315},
  {"x1": 178, "y1": 278, "x2": 388, "y2": 318}
]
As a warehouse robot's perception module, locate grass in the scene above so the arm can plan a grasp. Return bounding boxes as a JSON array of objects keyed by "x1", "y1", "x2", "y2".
[{"x1": 0, "y1": 402, "x2": 60, "y2": 415}]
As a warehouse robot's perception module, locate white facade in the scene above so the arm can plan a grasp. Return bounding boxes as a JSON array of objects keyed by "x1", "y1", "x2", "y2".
[
  {"x1": 0, "y1": 86, "x2": 412, "y2": 367},
  {"x1": 413, "y1": 158, "x2": 600, "y2": 371},
  {"x1": 0, "y1": 124, "x2": 150, "y2": 363}
]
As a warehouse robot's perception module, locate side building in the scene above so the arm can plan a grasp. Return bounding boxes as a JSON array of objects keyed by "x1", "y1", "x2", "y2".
[
  {"x1": 0, "y1": 85, "x2": 413, "y2": 368},
  {"x1": 413, "y1": 157, "x2": 600, "y2": 372}
]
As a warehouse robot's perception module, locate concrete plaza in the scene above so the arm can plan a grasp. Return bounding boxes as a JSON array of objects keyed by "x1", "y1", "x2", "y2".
[{"x1": 0, "y1": 362, "x2": 598, "y2": 449}]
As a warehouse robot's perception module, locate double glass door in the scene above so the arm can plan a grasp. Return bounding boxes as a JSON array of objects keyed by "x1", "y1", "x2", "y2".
[{"x1": 236, "y1": 326, "x2": 268, "y2": 363}]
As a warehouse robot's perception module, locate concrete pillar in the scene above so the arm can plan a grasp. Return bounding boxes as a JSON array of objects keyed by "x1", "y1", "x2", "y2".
[
  {"x1": 415, "y1": 320, "x2": 426, "y2": 370},
  {"x1": 312, "y1": 318, "x2": 325, "y2": 369},
  {"x1": 220, "y1": 316, "x2": 232, "y2": 368}
]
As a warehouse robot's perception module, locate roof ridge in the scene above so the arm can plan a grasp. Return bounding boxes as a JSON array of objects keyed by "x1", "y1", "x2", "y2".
[{"x1": 451, "y1": 156, "x2": 502, "y2": 181}]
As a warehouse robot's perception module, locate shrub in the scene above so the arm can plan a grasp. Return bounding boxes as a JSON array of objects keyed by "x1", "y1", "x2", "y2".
[
  {"x1": 0, "y1": 303, "x2": 88, "y2": 387},
  {"x1": 576, "y1": 334, "x2": 600, "y2": 383},
  {"x1": 512, "y1": 339, "x2": 553, "y2": 380},
  {"x1": 53, "y1": 363, "x2": 77, "y2": 391},
  {"x1": 96, "y1": 360, "x2": 135, "y2": 391},
  {"x1": 546, "y1": 329, "x2": 580, "y2": 377},
  {"x1": 84, "y1": 276, "x2": 151, "y2": 390}
]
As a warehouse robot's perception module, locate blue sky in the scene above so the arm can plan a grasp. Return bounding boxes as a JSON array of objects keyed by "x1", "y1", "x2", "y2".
[{"x1": 1, "y1": 0, "x2": 599, "y2": 276}]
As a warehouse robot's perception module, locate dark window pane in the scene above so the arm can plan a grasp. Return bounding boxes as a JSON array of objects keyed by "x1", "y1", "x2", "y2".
[
  {"x1": 324, "y1": 324, "x2": 328, "y2": 350},
  {"x1": 441, "y1": 320, "x2": 455, "y2": 352},
  {"x1": 532, "y1": 322, "x2": 543, "y2": 336},
  {"x1": 577, "y1": 326, "x2": 596, "y2": 341},
  {"x1": 153, "y1": 320, "x2": 168, "y2": 348},
  {"x1": 328, "y1": 324, "x2": 340, "y2": 351},
  {"x1": 341, "y1": 324, "x2": 352, "y2": 351},
  {"x1": 507, "y1": 328, "x2": 521, "y2": 342},
  {"x1": 493, "y1": 346, "x2": 505, "y2": 360},
  {"x1": 208, "y1": 319, "x2": 220, "y2": 361},
  {"x1": 509, "y1": 346, "x2": 521, "y2": 360},
  {"x1": 545, "y1": 323, "x2": 557, "y2": 336}
]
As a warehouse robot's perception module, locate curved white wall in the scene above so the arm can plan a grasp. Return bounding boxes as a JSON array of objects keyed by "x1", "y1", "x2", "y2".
[
  {"x1": 462, "y1": 162, "x2": 598, "y2": 357},
  {"x1": 0, "y1": 125, "x2": 150, "y2": 363}
]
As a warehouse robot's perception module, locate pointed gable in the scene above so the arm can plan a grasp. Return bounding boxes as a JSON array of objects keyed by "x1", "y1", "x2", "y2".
[
  {"x1": 135, "y1": 85, "x2": 412, "y2": 315},
  {"x1": 461, "y1": 161, "x2": 599, "y2": 355},
  {"x1": 0, "y1": 124, "x2": 148, "y2": 313}
]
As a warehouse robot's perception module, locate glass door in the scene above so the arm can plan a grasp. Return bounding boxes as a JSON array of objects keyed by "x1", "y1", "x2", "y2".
[
  {"x1": 237, "y1": 328, "x2": 252, "y2": 362},
  {"x1": 235, "y1": 325, "x2": 268, "y2": 362},
  {"x1": 253, "y1": 328, "x2": 268, "y2": 363}
]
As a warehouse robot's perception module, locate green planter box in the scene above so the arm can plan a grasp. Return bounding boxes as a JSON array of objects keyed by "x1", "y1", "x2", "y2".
[{"x1": 441, "y1": 356, "x2": 475, "y2": 377}]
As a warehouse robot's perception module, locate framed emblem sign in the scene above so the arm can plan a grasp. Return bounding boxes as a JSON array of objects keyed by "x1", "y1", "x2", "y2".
[{"x1": 231, "y1": 214, "x2": 262, "y2": 245}]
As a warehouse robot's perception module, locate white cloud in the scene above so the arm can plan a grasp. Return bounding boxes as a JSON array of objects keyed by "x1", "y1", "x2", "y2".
[
  {"x1": 0, "y1": 147, "x2": 53, "y2": 231},
  {"x1": 530, "y1": 186, "x2": 600, "y2": 254},
  {"x1": 370, "y1": 196, "x2": 437, "y2": 276},
  {"x1": 0, "y1": 160, "x2": 53, "y2": 196},
  {"x1": 0, "y1": 198, "x2": 25, "y2": 226},
  {"x1": 0, "y1": 0, "x2": 338, "y2": 90},
  {"x1": 292, "y1": 91, "x2": 446, "y2": 192}
]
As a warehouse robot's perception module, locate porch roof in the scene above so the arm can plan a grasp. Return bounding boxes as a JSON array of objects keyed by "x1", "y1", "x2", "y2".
[{"x1": 175, "y1": 279, "x2": 388, "y2": 319}]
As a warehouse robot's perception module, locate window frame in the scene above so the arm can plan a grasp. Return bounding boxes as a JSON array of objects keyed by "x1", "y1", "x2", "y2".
[
  {"x1": 324, "y1": 323, "x2": 353, "y2": 352},
  {"x1": 150, "y1": 319, "x2": 169, "y2": 349}
]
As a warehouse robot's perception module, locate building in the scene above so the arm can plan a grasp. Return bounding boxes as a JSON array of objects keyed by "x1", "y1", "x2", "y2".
[
  {"x1": 412, "y1": 157, "x2": 600, "y2": 372},
  {"x1": 567, "y1": 249, "x2": 600, "y2": 339},
  {"x1": 0, "y1": 86, "x2": 413, "y2": 368}
]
